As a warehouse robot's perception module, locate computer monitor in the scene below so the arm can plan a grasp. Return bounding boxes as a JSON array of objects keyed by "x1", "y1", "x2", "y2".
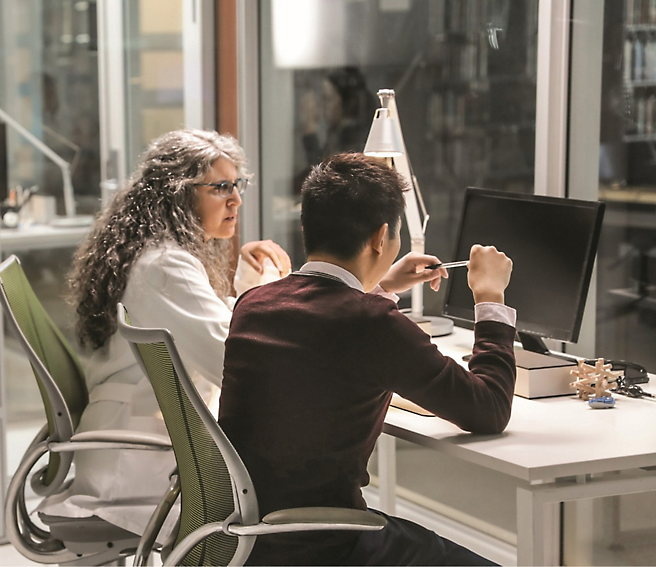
[{"x1": 442, "y1": 188, "x2": 605, "y2": 354}]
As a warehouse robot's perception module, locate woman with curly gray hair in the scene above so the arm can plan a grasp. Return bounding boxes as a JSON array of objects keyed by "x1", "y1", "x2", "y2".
[{"x1": 38, "y1": 128, "x2": 290, "y2": 540}]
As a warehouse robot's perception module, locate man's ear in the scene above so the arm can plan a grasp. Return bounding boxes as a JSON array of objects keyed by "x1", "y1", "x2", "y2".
[{"x1": 370, "y1": 223, "x2": 389, "y2": 256}]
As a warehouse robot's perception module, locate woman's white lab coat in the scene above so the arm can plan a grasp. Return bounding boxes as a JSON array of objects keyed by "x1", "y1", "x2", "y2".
[{"x1": 38, "y1": 242, "x2": 274, "y2": 539}]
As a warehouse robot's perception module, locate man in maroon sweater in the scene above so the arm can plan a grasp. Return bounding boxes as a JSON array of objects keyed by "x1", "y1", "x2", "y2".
[{"x1": 219, "y1": 153, "x2": 516, "y2": 566}]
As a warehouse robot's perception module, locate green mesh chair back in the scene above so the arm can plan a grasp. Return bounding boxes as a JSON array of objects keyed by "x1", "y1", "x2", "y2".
[
  {"x1": 117, "y1": 303, "x2": 259, "y2": 566},
  {"x1": 0, "y1": 255, "x2": 88, "y2": 491}
]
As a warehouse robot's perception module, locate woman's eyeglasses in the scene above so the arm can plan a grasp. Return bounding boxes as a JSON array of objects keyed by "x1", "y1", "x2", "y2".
[{"x1": 197, "y1": 178, "x2": 248, "y2": 198}]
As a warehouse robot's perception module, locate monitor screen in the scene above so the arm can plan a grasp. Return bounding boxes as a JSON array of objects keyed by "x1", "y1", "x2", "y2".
[{"x1": 442, "y1": 188, "x2": 605, "y2": 347}]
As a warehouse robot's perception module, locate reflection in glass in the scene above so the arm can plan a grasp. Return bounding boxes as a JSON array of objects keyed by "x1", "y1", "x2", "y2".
[
  {"x1": 260, "y1": 0, "x2": 538, "y2": 315},
  {"x1": 1, "y1": 0, "x2": 101, "y2": 216},
  {"x1": 596, "y1": 0, "x2": 656, "y2": 371}
]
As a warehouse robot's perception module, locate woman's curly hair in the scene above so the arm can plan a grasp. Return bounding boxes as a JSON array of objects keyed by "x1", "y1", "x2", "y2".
[{"x1": 70, "y1": 129, "x2": 248, "y2": 350}]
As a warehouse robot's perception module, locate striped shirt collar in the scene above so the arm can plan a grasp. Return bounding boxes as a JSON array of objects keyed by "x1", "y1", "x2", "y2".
[{"x1": 298, "y1": 261, "x2": 364, "y2": 292}]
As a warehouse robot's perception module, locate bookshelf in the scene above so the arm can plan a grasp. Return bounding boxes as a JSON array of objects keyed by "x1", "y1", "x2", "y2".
[{"x1": 623, "y1": 2, "x2": 656, "y2": 138}]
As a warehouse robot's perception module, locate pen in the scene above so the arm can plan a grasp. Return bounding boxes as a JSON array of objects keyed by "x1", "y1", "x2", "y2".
[{"x1": 425, "y1": 260, "x2": 469, "y2": 270}]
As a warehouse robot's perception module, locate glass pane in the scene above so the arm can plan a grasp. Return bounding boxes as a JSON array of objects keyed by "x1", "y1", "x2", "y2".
[
  {"x1": 259, "y1": 0, "x2": 539, "y2": 541},
  {"x1": 260, "y1": 0, "x2": 538, "y2": 316},
  {"x1": 596, "y1": 0, "x2": 656, "y2": 371},
  {"x1": 123, "y1": 0, "x2": 184, "y2": 173},
  {"x1": 1, "y1": 0, "x2": 102, "y2": 477},
  {"x1": 0, "y1": 0, "x2": 189, "y2": 484},
  {"x1": 1, "y1": 0, "x2": 101, "y2": 218},
  {"x1": 561, "y1": 2, "x2": 656, "y2": 563}
]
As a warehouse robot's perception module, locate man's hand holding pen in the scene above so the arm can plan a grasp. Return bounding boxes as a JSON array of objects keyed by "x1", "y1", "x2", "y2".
[
  {"x1": 380, "y1": 252, "x2": 449, "y2": 294},
  {"x1": 379, "y1": 245, "x2": 511, "y2": 301}
]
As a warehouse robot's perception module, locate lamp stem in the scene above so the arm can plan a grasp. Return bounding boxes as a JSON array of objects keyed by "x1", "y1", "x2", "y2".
[
  {"x1": 375, "y1": 90, "x2": 426, "y2": 317},
  {"x1": 410, "y1": 238, "x2": 424, "y2": 318},
  {"x1": 0, "y1": 107, "x2": 76, "y2": 217}
]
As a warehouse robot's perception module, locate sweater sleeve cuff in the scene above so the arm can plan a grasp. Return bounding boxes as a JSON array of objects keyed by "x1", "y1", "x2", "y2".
[{"x1": 475, "y1": 302, "x2": 516, "y2": 327}]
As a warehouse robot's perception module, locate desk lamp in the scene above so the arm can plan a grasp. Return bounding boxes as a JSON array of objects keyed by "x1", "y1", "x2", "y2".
[
  {"x1": 364, "y1": 89, "x2": 453, "y2": 336},
  {"x1": 0, "y1": 107, "x2": 76, "y2": 217}
]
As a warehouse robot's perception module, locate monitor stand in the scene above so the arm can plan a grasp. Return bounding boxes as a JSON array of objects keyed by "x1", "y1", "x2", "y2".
[
  {"x1": 404, "y1": 314, "x2": 454, "y2": 337},
  {"x1": 517, "y1": 332, "x2": 550, "y2": 355},
  {"x1": 426, "y1": 315, "x2": 454, "y2": 337},
  {"x1": 517, "y1": 332, "x2": 578, "y2": 362}
]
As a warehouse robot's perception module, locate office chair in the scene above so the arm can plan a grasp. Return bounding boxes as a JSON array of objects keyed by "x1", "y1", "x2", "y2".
[
  {"x1": 0, "y1": 255, "x2": 172, "y2": 565},
  {"x1": 116, "y1": 302, "x2": 386, "y2": 567}
]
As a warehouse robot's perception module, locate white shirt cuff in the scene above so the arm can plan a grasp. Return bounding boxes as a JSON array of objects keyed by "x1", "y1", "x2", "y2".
[
  {"x1": 371, "y1": 285, "x2": 399, "y2": 303},
  {"x1": 474, "y1": 302, "x2": 516, "y2": 327},
  {"x1": 233, "y1": 256, "x2": 282, "y2": 297}
]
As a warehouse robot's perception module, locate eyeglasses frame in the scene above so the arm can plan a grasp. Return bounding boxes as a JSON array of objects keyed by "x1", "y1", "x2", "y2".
[{"x1": 195, "y1": 178, "x2": 248, "y2": 198}]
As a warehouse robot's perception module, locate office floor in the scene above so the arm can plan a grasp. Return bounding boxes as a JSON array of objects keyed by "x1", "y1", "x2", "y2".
[{"x1": 0, "y1": 543, "x2": 37, "y2": 567}]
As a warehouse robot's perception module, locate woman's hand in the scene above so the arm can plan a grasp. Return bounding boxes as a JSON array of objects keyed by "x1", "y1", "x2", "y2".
[
  {"x1": 379, "y1": 252, "x2": 448, "y2": 294},
  {"x1": 240, "y1": 240, "x2": 292, "y2": 277}
]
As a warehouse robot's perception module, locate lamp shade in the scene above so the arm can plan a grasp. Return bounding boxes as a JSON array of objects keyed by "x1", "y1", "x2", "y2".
[{"x1": 363, "y1": 108, "x2": 404, "y2": 158}]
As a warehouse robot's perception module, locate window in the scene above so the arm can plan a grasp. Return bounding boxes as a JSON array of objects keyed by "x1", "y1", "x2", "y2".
[{"x1": 258, "y1": 0, "x2": 539, "y2": 316}]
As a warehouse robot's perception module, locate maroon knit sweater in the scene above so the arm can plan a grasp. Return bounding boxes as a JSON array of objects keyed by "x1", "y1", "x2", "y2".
[{"x1": 219, "y1": 273, "x2": 516, "y2": 564}]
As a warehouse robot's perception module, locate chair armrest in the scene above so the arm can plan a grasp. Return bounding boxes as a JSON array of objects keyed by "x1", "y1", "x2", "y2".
[
  {"x1": 163, "y1": 508, "x2": 386, "y2": 566},
  {"x1": 227, "y1": 507, "x2": 386, "y2": 536},
  {"x1": 49, "y1": 430, "x2": 172, "y2": 452},
  {"x1": 71, "y1": 430, "x2": 171, "y2": 446},
  {"x1": 263, "y1": 507, "x2": 386, "y2": 527}
]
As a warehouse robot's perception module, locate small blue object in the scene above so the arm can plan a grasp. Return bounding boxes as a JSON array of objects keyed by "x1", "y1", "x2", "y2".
[{"x1": 588, "y1": 396, "x2": 615, "y2": 409}]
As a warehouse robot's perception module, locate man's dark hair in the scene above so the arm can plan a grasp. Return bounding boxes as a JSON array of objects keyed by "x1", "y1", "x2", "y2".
[{"x1": 301, "y1": 152, "x2": 407, "y2": 260}]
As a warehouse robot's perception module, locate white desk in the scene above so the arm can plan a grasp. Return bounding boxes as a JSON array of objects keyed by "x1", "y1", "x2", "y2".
[
  {"x1": 380, "y1": 326, "x2": 656, "y2": 565},
  {"x1": 0, "y1": 224, "x2": 90, "y2": 253}
]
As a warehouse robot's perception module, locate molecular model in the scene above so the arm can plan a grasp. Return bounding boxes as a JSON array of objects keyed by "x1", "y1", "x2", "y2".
[{"x1": 569, "y1": 358, "x2": 622, "y2": 401}]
